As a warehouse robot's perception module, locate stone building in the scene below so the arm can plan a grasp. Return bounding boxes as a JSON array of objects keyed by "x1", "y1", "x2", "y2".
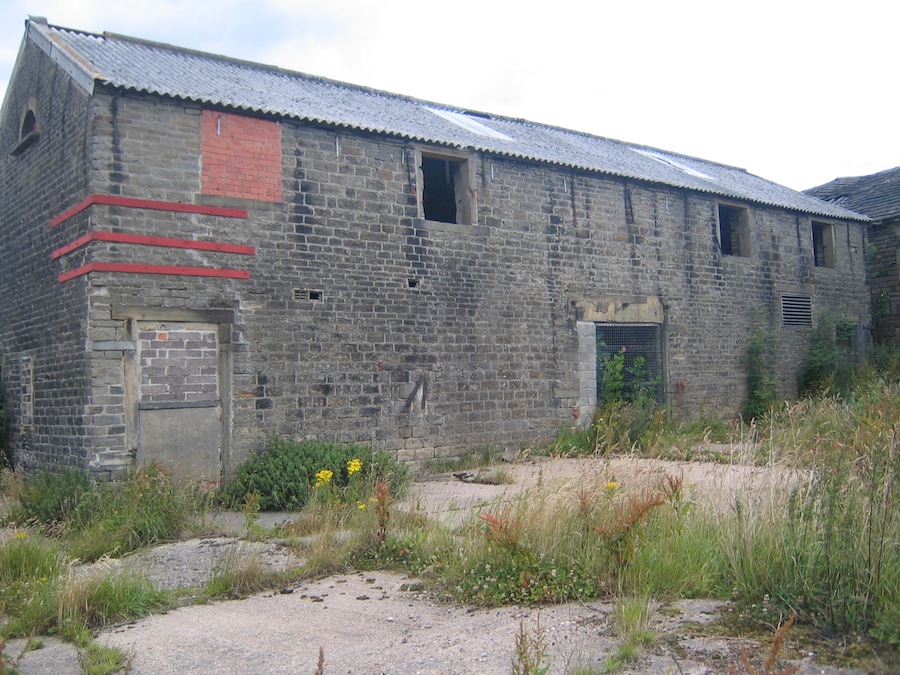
[
  {"x1": 0, "y1": 18, "x2": 870, "y2": 479},
  {"x1": 806, "y1": 167, "x2": 900, "y2": 344}
]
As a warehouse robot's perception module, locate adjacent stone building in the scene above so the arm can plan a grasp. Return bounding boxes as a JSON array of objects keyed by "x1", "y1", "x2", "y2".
[
  {"x1": 806, "y1": 167, "x2": 900, "y2": 344},
  {"x1": 0, "y1": 18, "x2": 871, "y2": 479}
]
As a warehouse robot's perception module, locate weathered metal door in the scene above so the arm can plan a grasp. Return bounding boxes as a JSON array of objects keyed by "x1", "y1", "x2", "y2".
[{"x1": 132, "y1": 321, "x2": 222, "y2": 481}]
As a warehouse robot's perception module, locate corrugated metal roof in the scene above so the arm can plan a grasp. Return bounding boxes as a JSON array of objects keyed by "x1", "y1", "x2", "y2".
[
  {"x1": 28, "y1": 20, "x2": 867, "y2": 222},
  {"x1": 805, "y1": 166, "x2": 900, "y2": 222}
]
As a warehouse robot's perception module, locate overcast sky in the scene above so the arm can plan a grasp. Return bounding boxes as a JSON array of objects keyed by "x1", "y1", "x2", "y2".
[{"x1": 0, "y1": 0, "x2": 895, "y2": 191}]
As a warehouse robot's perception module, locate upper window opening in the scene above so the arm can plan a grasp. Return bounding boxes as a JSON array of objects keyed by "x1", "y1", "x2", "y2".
[
  {"x1": 11, "y1": 107, "x2": 39, "y2": 156},
  {"x1": 717, "y1": 204, "x2": 750, "y2": 257},
  {"x1": 418, "y1": 151, "x2": 474, "y2": 225},
  {"x1": 812, "y1": 221, "x2": 836, "y2": 268},
  {"x1": 20, "y1": 110, "x2": 36, "y2": 140}
]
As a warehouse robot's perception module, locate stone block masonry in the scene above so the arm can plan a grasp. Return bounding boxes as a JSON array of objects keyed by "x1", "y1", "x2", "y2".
[{"x1": 0, "y1": 37, "x2": 871, "y2": 478}]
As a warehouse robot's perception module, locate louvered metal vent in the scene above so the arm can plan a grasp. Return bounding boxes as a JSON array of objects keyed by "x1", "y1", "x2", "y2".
[
  {"x1": 293, "y1": 289, "x2": 323, "y2": 301},
  {"x1": 781, "y1": 293, "x2": 812, "y2": 327}
]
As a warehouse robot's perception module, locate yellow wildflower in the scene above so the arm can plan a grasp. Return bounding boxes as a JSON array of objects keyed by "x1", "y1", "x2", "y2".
[
  {"x1": 314, "y1": 469, "x2": 334, "y2": 488},
  {"x1": 356, "y1": 501, "x2": 368, "y2": 510},
  {"x1": 13, "y1": 531, "x2": 28, "y2": 540},
  {"x1": 347, "y1": 458, "x2": 363, "y2": 475},
  {"x1": 604, "y1": 481, "x2": 619, "y2": 491}
]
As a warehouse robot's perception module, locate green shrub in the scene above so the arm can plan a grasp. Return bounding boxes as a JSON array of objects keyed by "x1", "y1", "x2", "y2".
[
  {"x1": 220, "y1": 437, "x2": 407, "y2": 511},
  {"x1": 798, "y1": 315, "x2": 857, "y2": 397},
  {"x1": 867, "y1": 343, "x2": 900, "y2": 382}
]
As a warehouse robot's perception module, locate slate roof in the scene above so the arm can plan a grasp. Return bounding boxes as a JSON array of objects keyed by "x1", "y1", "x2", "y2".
[
  {"x1": 805, "y1": 166, "x2": 900, "y2": 222},
  {"x1": 19, "y1": 19, "x2": 866, "y2": 223}
]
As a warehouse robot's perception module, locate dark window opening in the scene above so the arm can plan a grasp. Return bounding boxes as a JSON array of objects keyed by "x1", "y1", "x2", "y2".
[
  {"x1": 718, "y1": 204, "x2": 750, "y2": 257},
  {"x1": 596, "y1": 323, "x2": 664, "y2": 404},
  {"x1": 20, "y1": 110, "x2": 36, "y2": 140},
  {"x1": 812, "y1": 221, "x2": 836, "y2": 268},
  {"x1": 407, "y1": 278, "x2": 421, "y2": 289},
  {"x1": 11, "y1": 108, "x2": 39, "y2": 156},
  {"x1": 420, "y1": 154, "x2": 470, "y2": 224}
]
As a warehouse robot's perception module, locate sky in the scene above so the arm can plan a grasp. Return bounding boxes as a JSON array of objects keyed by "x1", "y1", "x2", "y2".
[{"x1": 0, "y1": 0, "x2": 895, "y2": 191}]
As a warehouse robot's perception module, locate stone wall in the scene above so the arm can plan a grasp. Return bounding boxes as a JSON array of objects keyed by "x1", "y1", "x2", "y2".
[
  {"x1": 0, "y1": 59, "x2": 872, "y2": 476},
  {"x1": 0, "y1": 40, "x2": 95, "y2": 470}
]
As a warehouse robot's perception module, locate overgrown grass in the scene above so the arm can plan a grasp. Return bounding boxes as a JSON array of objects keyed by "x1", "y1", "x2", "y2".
[
  {"x1": 204, "y1": 545, "x2": 283, "y2": 599},
  {"x1": 1, "y1": 366, "x2": 898, "y2": 670},
  {"x1": 352, "y1": 384, "x2": 899, "y2": 648},
  {"x1": 601, "y1": 597, "x2": 655, "y2": 672},
  {"x1": 550, "y1": 402, "x2": 738, "y2": 463},
  {"x1": 0, "y1": 531, "x2": 167, "y2": 639},
  {"x1": 5, "y1": 463, "x2": 207, "y2": 562}
]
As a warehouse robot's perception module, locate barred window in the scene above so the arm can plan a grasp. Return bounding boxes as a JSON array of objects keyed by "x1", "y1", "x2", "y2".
[{"x1": 595, "y1": 323, "x2": 664, "y2": 404}]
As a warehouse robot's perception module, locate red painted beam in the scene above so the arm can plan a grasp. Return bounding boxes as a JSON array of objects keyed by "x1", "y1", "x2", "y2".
[
  {"x1": 58, "y1": 263, "x2": 251, "y2": 283},
  {"x1": 50, "y1": 194, "x2": 248, "y2": 227},
  {"x1": 51, "y1": 231, "x2": 256, "y2": 260}
]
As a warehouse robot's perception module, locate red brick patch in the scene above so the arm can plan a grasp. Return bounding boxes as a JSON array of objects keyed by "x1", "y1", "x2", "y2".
[{"x1": 201, "y1": 110, "x2": 282, "y2": 202}]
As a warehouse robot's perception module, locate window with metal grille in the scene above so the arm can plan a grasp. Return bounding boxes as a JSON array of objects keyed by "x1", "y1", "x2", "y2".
[
  {"x1": 595, "y1": 323, "x2": 664, "y2": 404},
  {"x1": 781, "y1": 293, "x2": 812, "y2": 326}
]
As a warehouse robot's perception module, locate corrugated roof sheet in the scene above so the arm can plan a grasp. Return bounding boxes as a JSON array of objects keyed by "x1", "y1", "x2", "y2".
[
  {"x1": 805, "y1": 166, "x2": 900, "y2": 222},
  {"x1": 28, "y1": 20, "x2": 867, "y2": 222}
]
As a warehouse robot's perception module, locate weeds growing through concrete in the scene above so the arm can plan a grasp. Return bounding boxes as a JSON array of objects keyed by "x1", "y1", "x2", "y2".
[
  {"x1": 600, "y1": 597, "x2": 655, "y2": 672},
  {"x1": 205, "y1": 545, "x2": 276, "y2": 599},
  {"x1": 511, "y1": 617, "x2": 550, "y2": 675},
  {"x1": 1, "y1": 359, "x2": 898, "y2": 671},
  {"x1": 729, "y1": 612, "x2": 799, "y2": 675}
]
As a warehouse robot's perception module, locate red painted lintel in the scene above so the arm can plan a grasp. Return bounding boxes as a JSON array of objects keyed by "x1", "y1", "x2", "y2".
[
  {"x1": 50, "y1": 194, "x2": 248, "y2": 227},
  {"x1": 51, "y1": 231, "x2": 256, "y2": 260},
  {"x1": 58, "y1": 263, "x2": 251, "y2": 283}
]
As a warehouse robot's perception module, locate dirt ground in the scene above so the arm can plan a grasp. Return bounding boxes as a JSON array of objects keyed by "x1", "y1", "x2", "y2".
[{"x1": 5, "y1": 457, "x2": 884, "y2": 674}]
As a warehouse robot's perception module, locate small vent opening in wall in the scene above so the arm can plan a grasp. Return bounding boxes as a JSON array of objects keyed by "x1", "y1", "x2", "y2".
[
  {"x1": 781, "y1": 293, "x2": 812, "y2": 327},
  {"x1": 294, "y1": 289, "x2": 324, "y2": 302},
  {"x1": 407, "y1": 278, "x2": 421, "y2": 290}
]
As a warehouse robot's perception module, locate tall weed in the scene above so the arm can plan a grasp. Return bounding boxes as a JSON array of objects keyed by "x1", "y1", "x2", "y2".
[
  {"x1": 10, "y1": 468, "x2": 96, "y2": 528},
  {"x1": 722, "y1": 383, "x2": 900, "y2": 642},
  {"x1": 66, "y1": 464, "x2": 200, "y2": 561}
]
